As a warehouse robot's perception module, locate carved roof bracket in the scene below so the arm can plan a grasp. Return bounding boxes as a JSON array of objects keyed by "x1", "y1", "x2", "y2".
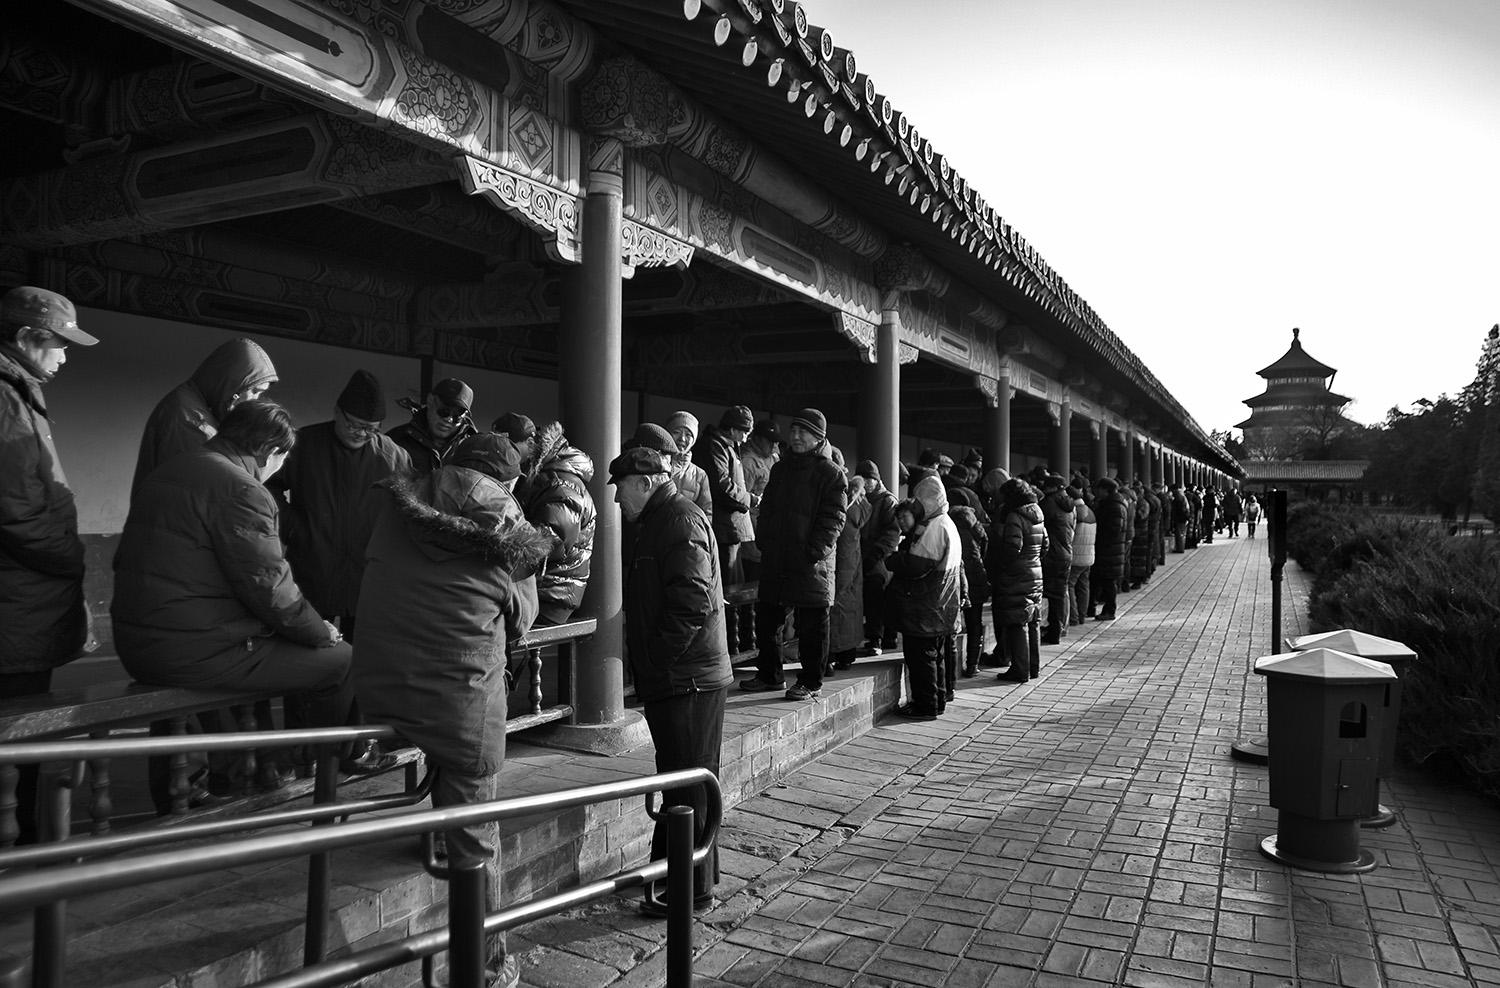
[
  {"x1": 833, "y1": 311, "x2": 879, "y2": 364},
  {"x1": 459, "y1": 155, "x2": 581, "y2": 264},
  {"x1": 621, "y1": 219, "x2": 694, "y2": 277},
  {"x1": 973, "y1": 374, "x2": 1001, "y2": 408}
]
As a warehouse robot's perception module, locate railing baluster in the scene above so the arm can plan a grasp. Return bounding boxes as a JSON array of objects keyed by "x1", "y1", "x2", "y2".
[
  {"x1": 233, "y1": 705, "x2": 258, "y2": 796},
  {"x1": 561, "y1": 642, "x2": 578, "y2": 725},
  {"x1": 87, "y1": 729, "x2": 112, "y2": 836},
  {"x1": 528, "y1": 646, "x2": 544, "y2": 716},
  {"x1": 167, "y1": 715, "x2": 190, "y2": 816},
  {"x1": 0, "y1": 763, "x2": 17, "y2": 848},
  {"x1": 34, "y1": 761, "x2": 76, "y2": 988}
]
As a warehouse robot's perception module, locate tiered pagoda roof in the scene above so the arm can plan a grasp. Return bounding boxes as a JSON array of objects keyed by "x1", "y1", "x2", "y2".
[{"x1": 1236, "y1": 328, "x2": 1352, "y2": 431}]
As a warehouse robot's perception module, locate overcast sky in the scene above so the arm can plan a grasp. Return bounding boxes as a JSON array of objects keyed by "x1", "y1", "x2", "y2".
[{"x1": 807, "y1": 0, "x2": 1500, "y2": 433}]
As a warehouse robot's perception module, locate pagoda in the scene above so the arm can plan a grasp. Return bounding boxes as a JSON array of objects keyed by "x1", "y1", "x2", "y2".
[{"x1": 1236, "y1": 327, "x2": 1354, "y2": 455}]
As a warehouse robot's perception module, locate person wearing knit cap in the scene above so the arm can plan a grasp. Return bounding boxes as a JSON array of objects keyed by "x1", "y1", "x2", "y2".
[
  {"x1": 693, "y1": 406, "x2": 759, "y2": 652},
  {"x1": 606, "y1": 434, "x2": 732, "y2": 917},
  {"x1": 853, "y1": 460, "x2": 901, "y2": 653},
  {"x1": 738, "y1": 420, "x2": 780, "y2": 584},
  {"x1": 491, "y1": 411, "x2": 539, "y2": 468},
  {"x1": 740, "y1": 407, "x2": 846, "y2": 701},
  {"x1": 663, "y1": 411, "x2": 713, "y2": 518},
  {"x1": 268, "y1": 370, "x2": 411, "y2": 772},
  {"x1": 388, "y1": 378, "x2": 478, "y2": 475}
]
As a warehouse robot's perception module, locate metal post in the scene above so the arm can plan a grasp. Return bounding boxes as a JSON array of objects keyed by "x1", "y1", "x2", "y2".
[
  {"x1": 303, "y1": 751, "x2": 340, "y2": 964},
  {"x1": 665, "y1": 805, "x2": 695, "y2": 988},
  {"x1": 1268, "y1": 490, "x2": 1288, "y2": 649},
  {"x1": 34, "y1": 763, "x2": 74, "y2": 988},
  {"x1": 448, "y1": 861, "x2": 488, "y2": 988}
]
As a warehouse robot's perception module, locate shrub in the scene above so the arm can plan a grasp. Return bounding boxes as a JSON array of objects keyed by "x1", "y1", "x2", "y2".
[{"x1": 1284, "y1": 501, "x2": 1358, "y2": 573}]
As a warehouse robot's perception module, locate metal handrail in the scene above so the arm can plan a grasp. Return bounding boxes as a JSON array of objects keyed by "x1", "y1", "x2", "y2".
[{"x1": 0, "y1": 767, "x2": 721, "y2": 988}]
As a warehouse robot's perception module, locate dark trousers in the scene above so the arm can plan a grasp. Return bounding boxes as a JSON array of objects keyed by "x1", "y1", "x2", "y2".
[
  {"x1": 430, "y1": 766, "x2": 505, "y2": 967},
  {"x1": 961, "y1": 604, "x2": 985, "y2": 660},
  {"x1": 642, "y1": 687, "x2": 727, "y2": 899},
  {"x1": 941, "y1": 635, "x2": 957, "y2": 697},
  {"x1": 998, "y1": 620, "x2": 1040, "y2": 679},
  {"x1": 902, "y1": 634, "x2": 943, "y2": 713},
  {"x1": 754, "y1": 602, "x2": 828, "y2": 690},
  {"x1": 1092, "y1": 573, "x2": 1118, "y2": 617},
  {"x1": 0, "y1": 670, "x2": 52, "y2": 845}
]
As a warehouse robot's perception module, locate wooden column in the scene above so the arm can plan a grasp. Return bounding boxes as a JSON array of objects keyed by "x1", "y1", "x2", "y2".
[
  {"x1": 988, "y1": 376, "x2": 1011, "y2": 477},
  {"x1": 1090, "y1": 420, "x2": 1107, "y2": 482},
  {"x1": 1119, "y1": 427, "x2": 1135, "y2": 485},
  {"x1": 1051, "y1": 401, "x2": 1071, "y2": 476},
  {"x1": 868, "y1": 309, "x2": 901, "y2": 492}
]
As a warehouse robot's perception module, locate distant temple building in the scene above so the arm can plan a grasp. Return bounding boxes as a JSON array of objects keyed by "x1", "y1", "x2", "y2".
[{"x1": 1237, "y1": 328, "x2": 1368, "y2": 501}]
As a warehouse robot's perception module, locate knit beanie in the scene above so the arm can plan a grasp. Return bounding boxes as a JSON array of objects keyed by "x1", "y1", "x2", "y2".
[
  {"x1": 789, "y1": 407, "x2": 826, "y2": 439},
  {"x1": 628, "y1": 422, "x2": 677, "y2": 455},
  {"x1": 719, "y1": 405, "x2": 754, "y2": 431},
  {"x1": 336, "y1": 369, "x2": 386, "y2": 422},
  {"x1": 665, "y1": 410, "x2": 699, "y2": 446},
  {"x1": 856, "y1": 459, "x2": 882, "y2": 483}
]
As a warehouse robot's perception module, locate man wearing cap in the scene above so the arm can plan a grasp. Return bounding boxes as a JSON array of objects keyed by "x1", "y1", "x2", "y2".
[
  {"x1": 492, "y1": 411, "x2": 539, "y2": 473},
  {"x1": 608, "y1": 442, "x2": 733, "y2": 916},
  {"x1": 269, "y1": 371, "x2": 410, "y2": 771},
  {"x1": 0, "y1": 285, "x2": 98, "y2": 844},
  {"x1": 355, "y1": 432, "x2": 553, "y2": 988},
  {"x1": 388, "y1": 377, "x2": 478, "y2": 474},
  {"x1": 132, "y1": 336, "x2": 279, "y2": 498},
  {"x1": 693, "y1": 405, "x2": 757, "y2": 652},
  {"x1": 741, "y1": 408, "x2": 846, "y2": 701}
]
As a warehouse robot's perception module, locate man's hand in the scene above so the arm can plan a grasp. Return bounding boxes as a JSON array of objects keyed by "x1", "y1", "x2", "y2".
[{"x1": 321, "y1": 620, "x2": 343, "y2": 647}]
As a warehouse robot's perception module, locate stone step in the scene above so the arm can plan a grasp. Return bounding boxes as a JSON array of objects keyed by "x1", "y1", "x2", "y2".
[{"x1": 9, "y1": 657, "x2": 906, "y2": 987}]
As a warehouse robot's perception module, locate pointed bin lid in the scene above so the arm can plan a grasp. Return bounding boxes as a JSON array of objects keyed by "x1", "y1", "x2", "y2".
[
  {"x1": 1254, "y1": 647, "x2": 1398, "y2": 683},
  {"x1": 1286, "y1": 629, "x2": 1416, "y2": 667}
]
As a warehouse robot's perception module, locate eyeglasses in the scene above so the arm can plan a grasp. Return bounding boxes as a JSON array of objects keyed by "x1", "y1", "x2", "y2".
[
  {"x1": 337, "y1": 410, "x2": 382, "y2": 437},
  {"x1": 436, "y1": 406, "x2": 468, "y2": 424}
]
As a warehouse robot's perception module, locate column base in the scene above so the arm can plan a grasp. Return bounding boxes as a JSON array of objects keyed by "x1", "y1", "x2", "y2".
[
  {"x1": 528, "y1": 711, "x2": 651, "y2": 756},
  {"x1": 1360, "y1": 804, "x2": 1397, "y2": 829},
  {"x1": 1229, "y1": 736, "x2": 1269, "y2": 764},
  {"x1": 1261, "y1": 811, "x2": 1376, "y2": 874}
]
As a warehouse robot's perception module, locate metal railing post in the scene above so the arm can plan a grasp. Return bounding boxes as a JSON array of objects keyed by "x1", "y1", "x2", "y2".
[
  {"x1": 665, "y1": 805, "x2": 694, "y2": 988},
  {"x1": 34, "y1": 761, "x2": 75, "y2": 988},
  {"x1": 303, "y1": 749, "x2": 340, "y2": 965},
  {"x1": 448, "y1": 860, "x2": 488, "y2": 988}
]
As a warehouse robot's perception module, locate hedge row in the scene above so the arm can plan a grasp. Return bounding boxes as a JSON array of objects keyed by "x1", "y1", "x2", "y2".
[{"x1": 1287, "y1": 502, "x2": 1500, "y2": 802}]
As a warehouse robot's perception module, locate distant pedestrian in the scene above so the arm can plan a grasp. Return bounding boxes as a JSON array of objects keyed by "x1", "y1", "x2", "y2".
[
  {"x1": 856, "y1": 460, "x2": 901, "y2": 653},
  {"x1": 1222, "y1": 488, "x2": 1243, "y2": 538},
  {"x1": 1038, "y1": 473, "x2": 1075, "y2": 644},
  {"x1": 1090, "y1": 478, "x2": 1127, "y2": 621},
  {"x1": 664, "y1": 411, "x2": 713, "y2": 518},
  {"x1": 1201, "y1": 486, "x2": 1219, "y2": 544},
  {"x1": 1245, "y1": 493, "x2": 1262, "y2": 538},
  {"x1": 1068, "y1": 485, "x2": 1096, "y2": 626}
]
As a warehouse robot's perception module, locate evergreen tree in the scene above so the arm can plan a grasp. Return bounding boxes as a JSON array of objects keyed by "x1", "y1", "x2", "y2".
[{"x1": 1471, "y1": 325, "x2": 1500, "y2": 521}]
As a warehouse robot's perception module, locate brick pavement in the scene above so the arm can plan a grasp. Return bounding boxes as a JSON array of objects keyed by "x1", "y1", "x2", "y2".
[{"x1": 523, "y1": 533, "x2": 1500, "y2": 987}]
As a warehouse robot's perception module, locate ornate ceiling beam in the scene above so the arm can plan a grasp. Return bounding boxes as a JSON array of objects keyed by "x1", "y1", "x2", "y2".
[
  {"x1": 330, "y1": 185, "x2": 524, "y2": 256},
  {"x1": 0, "y1": 112, "x2": 451, "y2": 248}
]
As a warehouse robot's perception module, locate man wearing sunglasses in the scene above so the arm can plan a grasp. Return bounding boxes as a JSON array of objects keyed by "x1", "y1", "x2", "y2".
[
  {"x1": 388, "y1": 377, "x2": 478, "y2": 473},
  {"x1": 0, "y1": 285, "x2": 98, "y2": 844}
]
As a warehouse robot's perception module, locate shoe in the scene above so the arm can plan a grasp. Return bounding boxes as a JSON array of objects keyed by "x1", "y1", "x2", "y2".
[
  {"x1": 1041, "y1": 630, "x2": 1060, "y2": 646},
  {"x1": 639, "y1": 890, "x2": 714, "y2": 918},
  {"x1": 1095, "y1": 612, "x2": 1116, "y2": 622},
  {"x1": 785, "y1": 683, "x2": 821, "y2": 701},
  {"x1": 340, "y1": 741, "x2": 400, "y2": 776},
  {"x1": 486, "y1": 955, "x2": 520, "y2": 988},
  {"x1": 256, "y1": 760, "x2": 296, "y2": 791},
  {"x1": 832, "y1": 658, "x2": 855, "y2": 670},
  {"x1": 893, "y1": 704, "x2": 937, "y2": 721},
  {"x1": 822, "y1": 663, "x2": 835, "y2": 678},
  {"x1": 961, "y1": 660, "x2": 977, "y2": 678},
  {"x1": 998, "y1": 669, "x2": 1029, "y2": 683},
  {"x1": 739, "y1": 675, "x2": 784, "y2": 693},
  {"x1": 855, "y1": 646, "x2": 880, "y2": 658},
  {"x1": 945, "y1": 690, "x2": 955, "y2": 703}
]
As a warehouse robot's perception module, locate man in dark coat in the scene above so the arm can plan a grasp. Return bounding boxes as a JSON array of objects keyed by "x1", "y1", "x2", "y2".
[
  {"x1": 388, "y1": 377, "x2": 478, "y2": 473},
  {"x1": 610, "y1": 443, "x2": 733, "y2": 916},
  {"x1": 692, "y1": 405, "x2": 757, "y2": 652},
  {"x1": 1090, "y1": 477, "x2": 1128, "y2": 620},
  {"x1": 1128, "y1": 481, "x2": 1153, "y2": 588},
  {"x1": 0, "y1": 286, "x2": 98, "y2": 844},
  {"x1": 1038, "y1": 473, "x2": 1075, "y2": 644},
  {"x1": 131, "y1": 337, "x2": 278, "y2": 499},
  {"x1": 517, "y1": 421, "x2": 596, "y2": 626},
  {"x1": 1201, "y1": 486, "x2": 1219, "y2": 543},
  {"x1": 986, "y1": 478, "x2": 1046, "y2": 683},
  {"x1": 355, "y1": 433, "x2": 554, "y2": 988},
  {"x1": 856, "y1": 460, "x2": 901, "y2": 653},
  {"x1": 741, "y1": 408, "x2": 846, "y2": 701}
]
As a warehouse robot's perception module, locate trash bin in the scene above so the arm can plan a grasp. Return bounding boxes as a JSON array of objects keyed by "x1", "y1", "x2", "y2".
[
  {"x1": 1286, "y1": 629, "x2": 1417, "y2": 828},
  {"x1": 1255, "y1": 647, "x2": 1396, "y2": 873}
]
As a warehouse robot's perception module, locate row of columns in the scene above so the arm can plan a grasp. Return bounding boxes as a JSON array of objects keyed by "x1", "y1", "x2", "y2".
[{"x1": 555, "y1": 153, "x2": 1236, "y2": 751}]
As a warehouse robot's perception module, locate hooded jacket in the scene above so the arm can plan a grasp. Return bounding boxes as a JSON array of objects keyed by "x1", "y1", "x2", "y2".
[
  {"x1": 519, "y1": 423, "x2": 597, "y2": 625},
  {"x1": 622, "y1": 480, "x2": 734, "y2": 704},
  {"x1": 756, "y1": 440, "x2": 847, "y2": 607},
  {"x1": 1092, "y1": 487, "x2": 1130, "y2": 581},
  {"x1": 270, "y1": 422, "x2": 411, "y2": 618},
  {"x1": 0, "y1": 344, "x2": 87, "y2": 674},
  {"x1": 354, "y1": 468, "x2": 554, "y2": 776},
  {"x1": 986, "y1": 481, "x2": 1047, "y2": 625},
  {"x1": 1040, "y1": 487, "x2": 1076, "y2": 594},
  {"x1": 387, "y1": 408, "x2": 478, "y2": 475},
  {"x1": 1071, "y1": 498, "x2": 1098, "y2": 569},
  {"x1": 112, "y1": 436, "x2": 325, "y2": 685},
  {"x1": 131, "y1": 339, "x2": 277, "y2": 498},
  {"x1": 691, "y1": 424, "x2": 755, "y2": 546},
  {"x1": 885, "y1": 477, "x2": 965, "y2": 636}
]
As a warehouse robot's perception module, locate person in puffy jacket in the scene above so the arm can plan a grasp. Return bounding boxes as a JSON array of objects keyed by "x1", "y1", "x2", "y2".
[
  {"x1": 856, "y1": 460, "x2": 901, "y2": 652},
  {"x1": 1245, "y1": 492, "x2": 1262, "y2": 538},
  {"x1": 1068, "y1": 485, "x2": 1097, "y2": 624},
  {"x1": 986, "y1": 477, "x2": 1046, "y2": 683},
  {"x1": 355, "y1": 433, "x2": 553, "y2": 984},
  {"x1": 828, "y1": 476, "x2": 871, "y2": 670},
  {"x1": 741, "y1": 409, "x2": 846, "y2": 701},
  {"x1": 1038, "y1": 473, "x2": 1075, "y2": 644},
  {"x1": 518, "y1": 422, "x2": 596, "y2": 626},
  {"x1": 1090, "y1": 477, "x2": 1128, "y2": 620},
  {"x1": 886, "y1": 476, "x2": 964, "y2": 718},
  {"x1": 387, "y1": 378, "x2": 478, "y2": 475},
  {"x1": 131, "y1": 337, "x2": 278, "y2": 499},
  {"x1": 1128, "y1": 481, "x2": 1153, "y2": 589},
  {"x1": 1169, "y1": 483, "x2": 1190, "y2": 552},
  {"x1": 664, "y1": 410, "x2": 713, "y2": 518},
  {"x1": 608, "y1": 443, "x2": 733, "y2": 916},
  {"x1": 949, "y1": 501, "x2": 989, "y2": 676},
  {"x1": 692, "y1": 406, "x2": 757, "y2": 651}
]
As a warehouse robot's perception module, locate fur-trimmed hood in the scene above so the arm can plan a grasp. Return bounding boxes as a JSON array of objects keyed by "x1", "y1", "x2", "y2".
[
  {"x1": 386, "y1": 467, "x2": 556, "y2": 574},
  {"x1": 525, "y1": 421, "x2": 594, "y2": 485}
]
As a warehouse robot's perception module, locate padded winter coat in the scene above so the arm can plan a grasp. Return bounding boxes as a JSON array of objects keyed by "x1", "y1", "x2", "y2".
[
  {"x1": 1071, "y1": 501, "x2": 1097, "y2": 569},
  {"x1": 860, "y1": 486, "x2": 901, "y2": 574},
  {"x1": 885, "y1": 478, "x2": 964, "y2": 636},
  {"x1": 1092, "y1": 490, "x2": 1129, "y2": 582},
  {"x1": 621, "y1": 481, "x2": 733, "y2": 704},
  {"x1": 387, "y1": 411, "x2": 477, "y2": 475},
  {"x1": 949, "y1": 504, "x2": 990, "y2": 602},
  {"x1": 131, "y1": 338, "x2": 277, "y2": 498},
  {"x1": 270, "y1": 422, "x2": 411, "y2": 618},
  {"x1": 830, "y1": 495, "x2": 870, "y2": 652},
  {"x1": 692, "y1": 425, "x2": 755, "y2": 546},
  {"x1": 113, "y1": 437, "x2": 326, "y2": 685},
  {"x1": 0, "y1": 346, "x2": 86, "y2": 674},
  {"x1": 1040, "y1": 489, "x2": 1076, "y2": 595},
  {"x1": 1129, "y1": 491, "x2": 1153, "y2": 581},
  {"x1": 520, "y1": 427, "x2": 596, "y2": 625},
  {"x1": 354, "y1": 468, "x2": 553, "y2": 776},
  {"x1": 755, "y1": 442, "x2": 847, "y2": 607},
  {"x1": 986, "y1": 496, "x2": 1046, "y2": 626}
]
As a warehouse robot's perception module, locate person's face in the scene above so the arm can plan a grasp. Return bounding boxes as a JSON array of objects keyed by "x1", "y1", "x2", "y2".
[
  {"x1": 896, "y1": 509, "x2": 916, "y2": 534},
  {"x1": 787, "y1": 424, "x2": 817, "y2": 454},
  {"x1": 257, "y1": 448, "x2": 290, "y2": 482},
  {"x1": 426, "y1": 394, "x2": 465, "y2": 440},
  {"x1": 669, "y1": 425, "x2": 694, "y2": 453},
  {"x1": 334, "y1": 407, "x2": 382, "y2": 449},
  {"x1": 21, "y1": 330, "x2": 68, "y2": 381},
  {"x1": 227, "y1": 381, "x2": 270, "y2": 413},
  {"x1": 515, "y1": 436, "x2": 537, "y2": 464},
  {"x1": 613, "y1": 474, "x2": 653, "y2": 521},
  {"x1": 727, "y1": 426, "x2": 750, "y2": 447}
]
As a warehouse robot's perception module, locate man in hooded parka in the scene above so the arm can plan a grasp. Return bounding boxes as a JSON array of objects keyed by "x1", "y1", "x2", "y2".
[
  {"x1": 354, "y1": 433, "x2": 555, "y2": 988},
  {"x1": 131, "y1": 337, "x2": 278, "y2": 499},
  {"x1": 518, "y1": 422, "x2": 596, "y2": 626}
]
